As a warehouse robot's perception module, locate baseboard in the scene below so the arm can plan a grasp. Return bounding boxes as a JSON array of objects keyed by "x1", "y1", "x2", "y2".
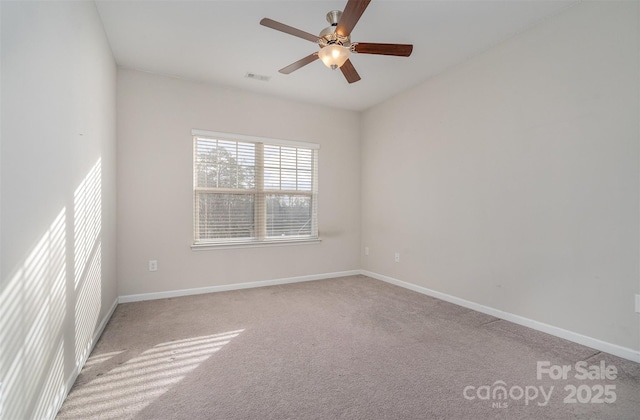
[
  {"x1": 91, "y1": 298, "x2": 119, "y2": 357},
  {"x1": 361, "y1": 270, "x2": 640, "y2": 363},
  {"x1": 55, "y1": 297, "x2": 119, "y2": 419},
  {"x1": 118, "y1": 270, "x2": 361, "y2": 303}
]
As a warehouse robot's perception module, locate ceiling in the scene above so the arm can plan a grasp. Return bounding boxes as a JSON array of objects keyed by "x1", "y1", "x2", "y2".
[{"x1": 95, "y1": 0, "x2": 576, "y2": 112}]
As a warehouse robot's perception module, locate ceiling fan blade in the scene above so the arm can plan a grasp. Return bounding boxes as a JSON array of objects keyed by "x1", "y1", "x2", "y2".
[
  {"x1": 335, "y1": 0, "x2": 371, "y2": 37},
  {"x1": 279, "y1": 53, "x2": 319, "y2": 74},
  {"x1": 260, "y1": 18, "x2": 319, "y2": 43},
  {"x1": 340, "y1": 59, "x2": 361, "y2": 84},
  {"x1": 353, "y1": 43, "x2": 413, "y2": 57}
]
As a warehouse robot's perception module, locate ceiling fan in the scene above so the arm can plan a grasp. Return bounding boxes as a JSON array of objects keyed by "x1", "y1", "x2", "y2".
[{"x1": 260, "y1": 0, "x2": 413, "y2": 84}]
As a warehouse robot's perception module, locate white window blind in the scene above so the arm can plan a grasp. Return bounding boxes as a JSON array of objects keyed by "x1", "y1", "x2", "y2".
[{"x1": 193, "y1": 131, "x2": 318, "y2": 245}]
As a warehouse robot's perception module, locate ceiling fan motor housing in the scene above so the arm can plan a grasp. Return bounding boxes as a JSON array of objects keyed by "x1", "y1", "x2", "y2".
[{"x1": 319, "y1": 10, "x2": 350, "y2": 49}]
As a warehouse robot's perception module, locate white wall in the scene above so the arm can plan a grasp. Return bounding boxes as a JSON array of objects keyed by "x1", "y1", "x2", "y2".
[
  {"x1": 361, "y1": 1, "x2": 639, "y2": 352},
  {"x1": 116, "y1": 69, "x2": 360, "y2": 296},
  {"x1": 0, "y1": 1, "x2": 117, "y2": 418}
]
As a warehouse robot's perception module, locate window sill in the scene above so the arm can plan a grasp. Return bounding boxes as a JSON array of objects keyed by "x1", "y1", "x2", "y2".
[{"x1": 191, "y1": 238, "x2": 322, "y2": 251}]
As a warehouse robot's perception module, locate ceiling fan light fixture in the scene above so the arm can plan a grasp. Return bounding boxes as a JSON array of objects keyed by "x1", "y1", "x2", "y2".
[
  {"x1": 318, "y1": 44, "x2": 350, "y2": 70},
  {"x1": 260, "y1": 0, "x2": 412, "y2": 83}
]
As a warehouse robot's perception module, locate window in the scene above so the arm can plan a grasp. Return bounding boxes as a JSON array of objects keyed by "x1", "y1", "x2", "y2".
[{"x1": 192, "y1": 130, "x2": 319, "y2": 246}]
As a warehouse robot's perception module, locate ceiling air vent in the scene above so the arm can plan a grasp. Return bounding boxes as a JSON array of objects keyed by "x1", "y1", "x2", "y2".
[{"x1": 245, "y1": 72, "x2": 270, "y2": 82}]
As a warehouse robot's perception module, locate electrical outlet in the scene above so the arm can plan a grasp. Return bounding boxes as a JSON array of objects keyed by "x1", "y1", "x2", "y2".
[
  {"x1": 635, "y1": 294, "x2": 640, "y2": 313},
  {"x1": 365, "y1": 247, "x2": 369, "y2": 256},
  {"x1": 149, "y1": 260, "x2": 158, "y2": 272},
  {"x1": 394, "y1": 252, "x2": 400, "y2": 263}
]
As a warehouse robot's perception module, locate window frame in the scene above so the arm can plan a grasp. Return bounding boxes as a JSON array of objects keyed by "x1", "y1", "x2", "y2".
[{"x1": 191, "y1": 129, "x2": 320, "y2": 250}]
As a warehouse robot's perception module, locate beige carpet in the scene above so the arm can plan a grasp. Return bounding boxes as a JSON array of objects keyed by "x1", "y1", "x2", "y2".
[{"x1": 57, "y1": 275, "x2": 640, "y2": 419}]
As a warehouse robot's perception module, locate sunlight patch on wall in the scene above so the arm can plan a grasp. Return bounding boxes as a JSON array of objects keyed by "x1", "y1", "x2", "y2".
[
  {"x1": 57, "y1": 330, "x2": 244, "y2": 419},
  {"x1": 74, "y1": 159, "x2": 101, "y2": 289},
  {"x1": 73, "y1": 158, "x2": 103, "y2": 367},
  {"x1": 31, "y1": 341, "x2": 65, "y2": 420},
  {"x1": 0, "y1": 156, "x2": 105, "y2": 419},
  {"x1": 74, "y1": 244, "x2": 102, "y2": 367},
  {"x1": 0, "y1": 208, "x2": 67, "y2": 419}
]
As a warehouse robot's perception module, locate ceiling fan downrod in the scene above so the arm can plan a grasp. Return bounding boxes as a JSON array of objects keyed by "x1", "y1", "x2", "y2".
[{"x1": 326, "y1": 10, "x2": 342, "y2": 26}]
